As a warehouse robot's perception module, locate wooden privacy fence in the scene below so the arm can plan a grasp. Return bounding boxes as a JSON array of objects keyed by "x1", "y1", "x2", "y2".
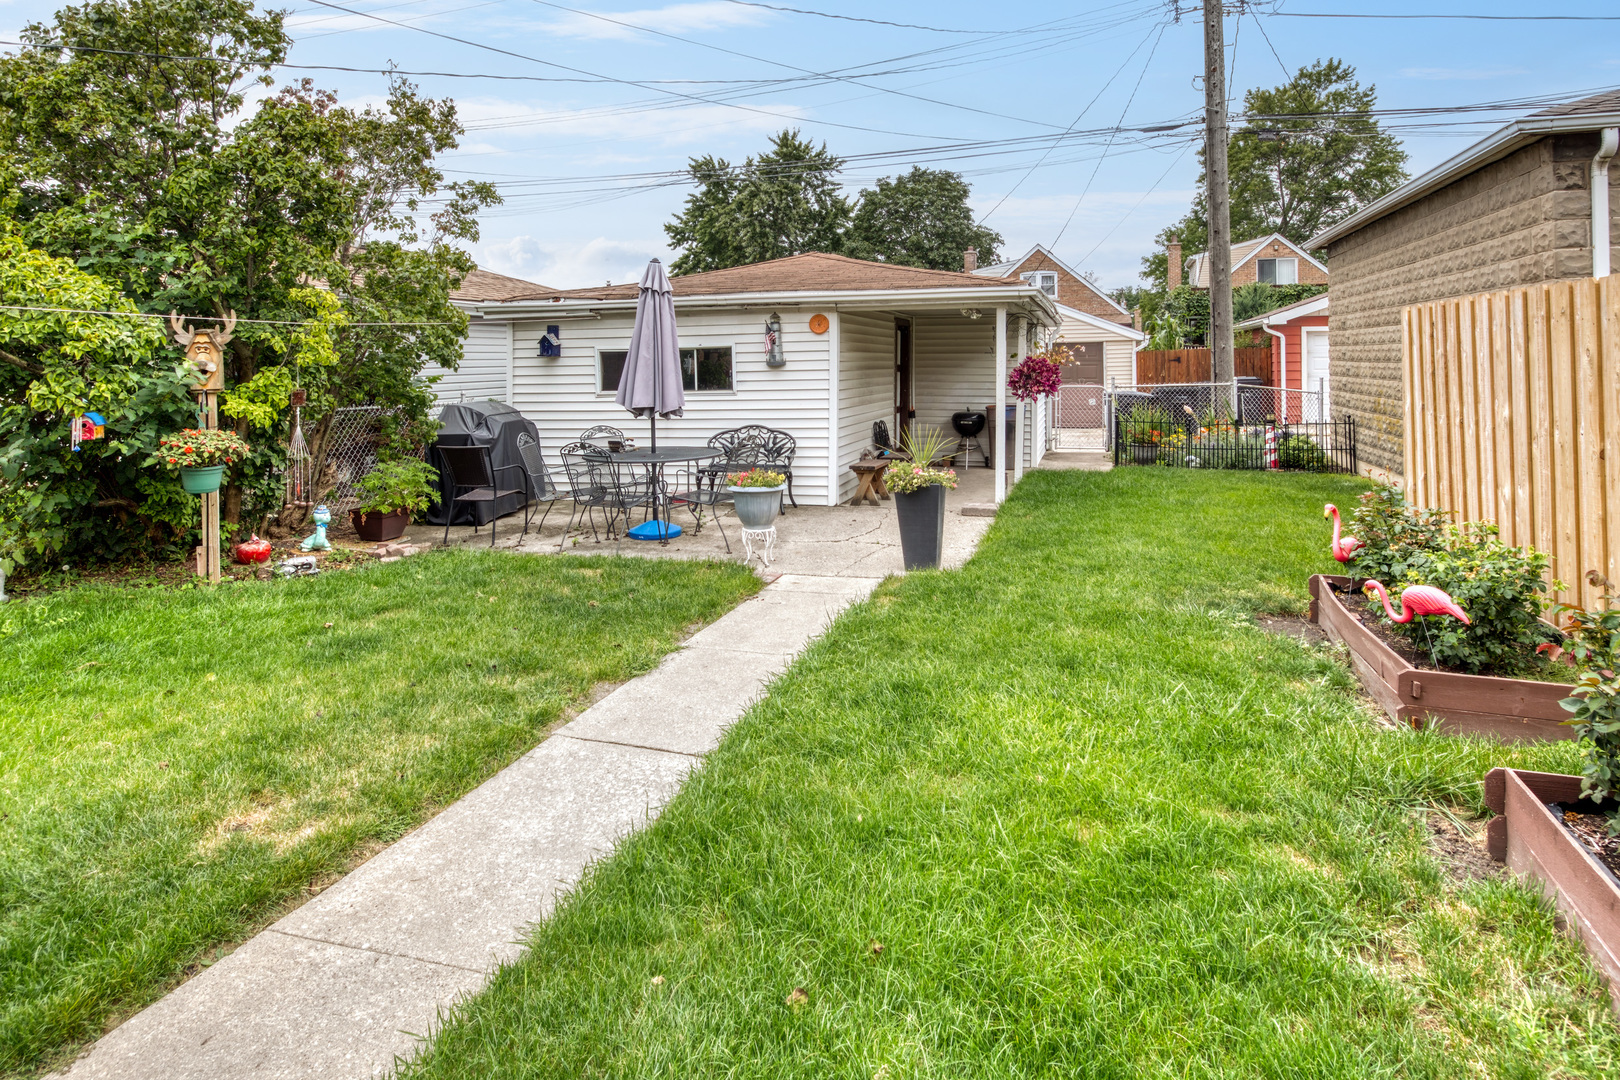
[
  {"x1": 1134, "y1": 346, "x2": 1272, "y2": 385},
  {"x1": 1403, "y1": 274, "x2": 1620, "y2": 611}
]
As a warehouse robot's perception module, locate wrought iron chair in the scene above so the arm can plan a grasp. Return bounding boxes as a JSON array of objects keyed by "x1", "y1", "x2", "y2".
[
  {"x1": 514, "y1": 437, "x2": 565, "y2": 543},
  {"x1": 436, "y1": 444, "x2": 529, "y2": 548},
  {"x1": 579, "y1": 424, "x2": 625, "y2": 448},
  {"x1": 557, "y1": 441, "x2": 616, "y2": 547},
  {"x1": 601, "y1": 453, "x2": 661, "y2": 541},
  {"x1": 668, "y1": 456, "x2": 735, "y2": 553},
  {"x1": 701, "y1": 425, "x2": 798, "y2": 511}
]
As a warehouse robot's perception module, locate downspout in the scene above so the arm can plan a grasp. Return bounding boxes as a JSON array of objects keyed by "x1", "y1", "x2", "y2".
[
  {"x1": 1594, "y1": 127, "x2": 1619, "y2": 278},
  {"x1": 1261, "y1": 318, "x2": 1288, "y2": 420}
]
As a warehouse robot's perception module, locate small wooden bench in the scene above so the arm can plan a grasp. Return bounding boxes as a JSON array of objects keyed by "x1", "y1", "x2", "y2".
[{"x1": 848, "y1": 461, "x2": 891, "y2": 506}]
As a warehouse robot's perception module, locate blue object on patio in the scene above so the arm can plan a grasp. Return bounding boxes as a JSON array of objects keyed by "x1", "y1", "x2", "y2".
[{"x1": 628, "y1": 519, "x2": 683, "y2": 541}]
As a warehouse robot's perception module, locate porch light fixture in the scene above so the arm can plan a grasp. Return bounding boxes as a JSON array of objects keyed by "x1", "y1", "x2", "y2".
[
  {"x1": 765, "y1": 312, "x2": 785, "y2": 367},
  {"x1": 961, "y1": 308, "x2": 982, "y2": 320}
]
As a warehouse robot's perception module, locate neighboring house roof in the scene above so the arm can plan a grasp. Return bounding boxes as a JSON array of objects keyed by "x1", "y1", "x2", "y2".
[
  {"x1": 1054, "y1": 303, "x2": 1146, "y2": 342},
  {"x1": 973, "y1": 243, "x2": 1131, "y2": 317},
  {"x1": 451, "y1": 268, "x2": 558, "y2": 303},
  {"x1": 1308, "y1": 91, "x2": 1620, "y2": 249},
  {"x1": 499, "y1": 252, "x2": 1028, "y2": 303},
  {"x1": 1234, "y1": 292, "x2": 1330, "y2": 331},
  {"x1": 1183, "y1": 234, "x2": 1329, "y2": 289}
]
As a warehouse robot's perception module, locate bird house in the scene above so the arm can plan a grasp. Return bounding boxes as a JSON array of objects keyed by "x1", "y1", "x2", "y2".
[
  {"x1": 168, "y1": 311, "x2": 236, "y2": 392},
  {"x1": 539, "y1": 325, "x2": 562, "y2": 357}
]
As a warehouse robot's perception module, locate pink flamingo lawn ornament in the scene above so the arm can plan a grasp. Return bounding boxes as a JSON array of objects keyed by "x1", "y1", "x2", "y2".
[
  {"x1": 1323, "y1": 503, "x2": 1363, "y2": 563},
  {"x1": 1361, "y1": 581, "x2": 1472, "y2": 625}
]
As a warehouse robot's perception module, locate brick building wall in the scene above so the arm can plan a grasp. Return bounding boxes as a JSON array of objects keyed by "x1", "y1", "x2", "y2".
[
  {"x1": 1008, "y1": 251, "x2": 1132, "y2": 325},
  {"x1": 1231, "y1": 238, "x2": 1330, "y2": 287},
  {"x1": 1323, "y1": 132, "x2": 1620, "y2": 476}
]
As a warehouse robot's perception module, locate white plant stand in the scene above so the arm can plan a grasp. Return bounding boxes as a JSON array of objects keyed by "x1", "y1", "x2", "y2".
[{"x1": 740, "y1": 525, "x2": 777, "y2": 567}]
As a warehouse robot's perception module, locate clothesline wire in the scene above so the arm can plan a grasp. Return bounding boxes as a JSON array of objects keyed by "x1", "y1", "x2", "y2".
[{"x1": 0, "y1": 304, "x2": 454, "y2": 327}]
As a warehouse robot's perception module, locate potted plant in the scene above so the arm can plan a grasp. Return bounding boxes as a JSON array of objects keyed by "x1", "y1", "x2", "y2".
[
  {"x1": 726, "y1": 468, "x2": 787, "y2": 529},
  {"x1": 352, "y1": 458, "x2": 436, "y2": 542},
  {"x1": 154, "y1": 428, "x2": 251, "y2": 494},
  {"x1": 1124, "y1": 404, "x2": 1172, "y2": 465},
  {"x1": 885, "y1": 425, "x2": 959, "y2": 570}
]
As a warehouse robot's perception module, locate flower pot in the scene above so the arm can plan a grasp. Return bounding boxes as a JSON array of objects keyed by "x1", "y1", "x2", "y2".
[
  {"x1": 1308, "y1": 574, "x2": 1572, "y2": 741},
  {"x1": 351, "y1": 508, "x2": 411, "y2": 543},
  {"x1": 1130, "y1": 443, "x2": 1158, "y2": 465},
  {"x1": 728, "y1": 485, "x2": 784, "y2": 529},
  {"x1": 894, "y1": 484, "x2": 946, "y2": 570},
  {"x1": 179, "y1": 465, "x2": 225, "y2": 494}
]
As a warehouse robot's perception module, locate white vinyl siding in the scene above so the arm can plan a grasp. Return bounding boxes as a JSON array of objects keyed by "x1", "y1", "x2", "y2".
[
  {"x1": 431, "y1": 316, "x2": 510, "y2": 405},
  {"x1": 508, "y1": 308, "x2": 836, "y2": 504},
  {"x1": 834, "y1": 311, "x2": 894, "y2": 503}
]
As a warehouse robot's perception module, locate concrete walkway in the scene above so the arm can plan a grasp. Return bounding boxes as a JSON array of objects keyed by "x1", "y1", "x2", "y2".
[{"x1": 63, "y1": 480, "x2": 998, "y2": 1078}]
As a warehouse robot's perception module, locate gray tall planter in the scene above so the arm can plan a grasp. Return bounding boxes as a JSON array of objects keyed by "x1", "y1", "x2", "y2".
[
  {"x1": 728, "y1": 485, "x2": 784, "y2": 528},
  {"x1": 894, "y1": 484, "x2": 946, "y2": 569}
]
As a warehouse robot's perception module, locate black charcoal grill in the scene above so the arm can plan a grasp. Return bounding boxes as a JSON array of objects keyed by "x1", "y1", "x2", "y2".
[{"x1": 951, "y1": 410, "x2": 987, "y2": 468}]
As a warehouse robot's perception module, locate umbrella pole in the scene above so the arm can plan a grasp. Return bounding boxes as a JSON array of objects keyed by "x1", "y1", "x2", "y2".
[{"x1": 649, "y1": 414, "x2": 663, "y2": 535}]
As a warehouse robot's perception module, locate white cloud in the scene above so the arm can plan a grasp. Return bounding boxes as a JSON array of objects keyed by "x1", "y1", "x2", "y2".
[
  {"x1": 523, "y1": 1, "x2": 770, "y2": 41},
  {"x1": 476, "y1": 234, "x2": 672, "y2": 288},
  {"x1": 454, "y1": 97, "x2": 802, "y2": 146},
  {"x1": 1399, "y1": 66, "x2": 1530, "y2": 81}
]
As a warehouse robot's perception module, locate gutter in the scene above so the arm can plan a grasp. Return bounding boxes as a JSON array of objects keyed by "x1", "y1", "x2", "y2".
[
  {"x1": 1260, "y1": 321, "x2": 1288, "y2": 398},
  {"x1": 1595, "y1": 127, "x2": 1619, "y2": 278},
  {"x1": 477, "y1": 284, "x2": 1060, "y2": 324},
  {"x1": 1309, "y1": 108, "x2": 1620, "y2": 249}
]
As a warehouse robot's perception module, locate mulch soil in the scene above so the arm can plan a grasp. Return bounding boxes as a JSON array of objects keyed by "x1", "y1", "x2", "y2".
[
  {"x1": 1426, "y1": 811, "x2": 1503, "y2": 885},
  {"x1": 6, "y1": 536, "x2": 379, "y2": 599},
  {"x1": 1557, "y1": 805, "x2": 1620, "y2": 884}
]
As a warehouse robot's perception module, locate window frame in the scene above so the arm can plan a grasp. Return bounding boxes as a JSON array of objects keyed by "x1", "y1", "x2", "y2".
[
  {"x1": 596, "y1": 343, "x2": 737, "y2": 396},
  {"x1": 1021, "y1": 270, "x2": 1059, "y2": 298},
  {"x1": 1256, "y1": 257, "x2": 1299, "y2": 285}
]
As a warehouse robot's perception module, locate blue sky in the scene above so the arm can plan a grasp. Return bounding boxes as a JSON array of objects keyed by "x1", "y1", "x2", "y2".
[{"x1": 4, "y1": 0, "x2": 1618, "y2": 290}]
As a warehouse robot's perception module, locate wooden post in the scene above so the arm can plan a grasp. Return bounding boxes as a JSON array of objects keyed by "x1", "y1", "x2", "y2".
[
  {"x1": 199, "y1": 389, "x2": 221, "y2": 584},
  {"x1": 1204, "y1": 0, "x2": 1235, "y2": 407}
]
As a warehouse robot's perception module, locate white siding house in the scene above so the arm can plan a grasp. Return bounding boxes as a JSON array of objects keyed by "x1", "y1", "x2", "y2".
[
  {"x1": 463, "y1": 254, "x2": 1058, "y2": 505},
  {"x1": 428, "y1": 268, "x2": 557, "y2": 406}
]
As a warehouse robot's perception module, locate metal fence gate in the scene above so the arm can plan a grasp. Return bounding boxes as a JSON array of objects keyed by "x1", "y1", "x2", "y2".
[{"x1": 1052, "y1": 383, "x2": 1108, "y2": 450}]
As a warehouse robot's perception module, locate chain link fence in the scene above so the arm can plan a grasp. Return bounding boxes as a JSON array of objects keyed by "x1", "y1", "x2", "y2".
[
  {"x1": 1108, "y1": 382, "x2": 1356, "y2": 473},
  {"x1": 319, "y1": 405, "x2": 399, "y2": 511}
]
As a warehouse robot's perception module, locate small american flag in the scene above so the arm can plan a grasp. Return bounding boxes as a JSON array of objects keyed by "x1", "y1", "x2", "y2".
[{"x1": 764, "y1": 320, "x2": 778, "y2": 358}]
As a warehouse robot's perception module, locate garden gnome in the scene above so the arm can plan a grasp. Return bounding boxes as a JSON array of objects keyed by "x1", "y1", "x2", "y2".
[{"x1": 300, "y1": 504, "x2": 332, "y2": 551}]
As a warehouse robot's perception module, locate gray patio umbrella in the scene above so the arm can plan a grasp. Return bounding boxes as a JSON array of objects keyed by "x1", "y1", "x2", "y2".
[{"x1": 616, "y1": 258, "x2": 683, "y2": 450}]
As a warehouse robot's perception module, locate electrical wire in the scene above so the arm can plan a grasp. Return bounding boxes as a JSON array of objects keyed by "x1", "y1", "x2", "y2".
[
  {"x1": 1271, "y1": 10, "x2": 1620, "y2": 21},
  {"x1": 1074, "y1": 140, "x2": 1196, "y2": 265},
  {"x1": 1250, "y1": 9, "x2": 1291, "y2": 80}
]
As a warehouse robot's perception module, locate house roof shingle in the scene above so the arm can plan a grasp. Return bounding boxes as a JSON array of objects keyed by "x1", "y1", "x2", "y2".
[
  {"x1": 451, "y1": 268, "x2": 558, "y2": 303},
  {"x1": 492, "y1": 252, "x2": 1023, "y2": 303}
]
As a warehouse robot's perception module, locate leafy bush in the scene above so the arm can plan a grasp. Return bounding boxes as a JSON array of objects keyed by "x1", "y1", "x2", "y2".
[
  {"x1": 1547, "y1": 573, "x2": 1620, "y2": 806},
  {"x1": 1384, "y1": 525, "x2": 1555, "y2": 673},
  {"x1": 1124, "y1": 404, "x2": 1175, "y2": 444},
  {"x1": 1347, "y1": 485, "x2": 1449, "y2": 585},
  {"x1": 1276, "y1": 434, "x2": 1327, "y2": 471},
  {"x1": 355, "y1": 457, "x2": 436, "y2": 515}
]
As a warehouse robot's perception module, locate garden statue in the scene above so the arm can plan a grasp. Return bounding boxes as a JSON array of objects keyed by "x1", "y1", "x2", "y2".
[
  {"x1": 168, "y1": 311, "x2": 236, "y2": 392},
  {"x1": 1323, "y1": 503, "x2": 1363, "y2": 562},
  {"x1": 300, "y1": 504, "x2": 332, "y2": 552},
  {"x1": 1361, "y1": 581, "x2": 1472, "y2": 625}
]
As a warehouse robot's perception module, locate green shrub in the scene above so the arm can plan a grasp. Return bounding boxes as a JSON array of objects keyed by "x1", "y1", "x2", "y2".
[
  {"x1": 1347, "y1": 485, "x2": 1449, "y2": 585},
  {"x1": 1276, "y1": 434, "x2": 1327, "y2": 471},
  {"x1": 1388, "y1": 525, "x2": 1555, "y2": 673},
  {"x1": 355, "y1": 457, "x2": 437, "y2": 516},
  {"x1": 1549, "y1": 573, "x2": 1620, "y2": 806}
]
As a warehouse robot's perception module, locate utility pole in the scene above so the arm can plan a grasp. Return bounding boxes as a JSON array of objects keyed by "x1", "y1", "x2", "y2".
[{"x1": 1203, "y1": 0, "x2": 1234, "y2": 408}]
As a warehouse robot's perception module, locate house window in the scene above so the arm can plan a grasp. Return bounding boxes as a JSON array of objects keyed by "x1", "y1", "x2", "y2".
[
  {"x1": 1021, "y1": 270, "x2": 1058, "y2": 298},
  {"x1": 599, "y1": 347, "x2": 734, "y2": 392},
  {"x1": 1257, "y1": 257, "x2": 1298, "y2": 285}
]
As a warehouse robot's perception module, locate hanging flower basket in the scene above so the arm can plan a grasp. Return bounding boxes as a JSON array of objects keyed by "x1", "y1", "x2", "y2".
[{"x1": 152, "y1": 429, "x2": 251, "y2": 495}]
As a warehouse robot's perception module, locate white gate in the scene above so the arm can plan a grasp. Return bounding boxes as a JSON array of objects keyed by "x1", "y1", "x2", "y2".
[{"x1": 1053, "y1": 383, "x2": 1108, "y2": 449}]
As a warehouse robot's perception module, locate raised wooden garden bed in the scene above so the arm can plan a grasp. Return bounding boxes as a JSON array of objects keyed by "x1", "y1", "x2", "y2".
[
  {"x1": 1486, "y1": 768, "x2": 1620, "y2": 1012},
  {"x1": 1307, "y1": 574, "x2": 1571, "y2": 742}
]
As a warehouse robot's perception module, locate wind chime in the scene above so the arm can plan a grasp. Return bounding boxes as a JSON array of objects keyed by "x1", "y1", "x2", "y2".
[{"x1": 284, "y1": 387, "x2": 313, "y2": 511}]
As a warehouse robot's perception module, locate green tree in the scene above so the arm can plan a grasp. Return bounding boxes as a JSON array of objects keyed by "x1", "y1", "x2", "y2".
[
  {"x1": 1, "y1": 0, "x2": 496, "y2": 555},
  {"x1": 1140, "y1": 59, "x2": 1407, "y2": 291},
  {"x1": 666, "y1": 130, "x2": 848, "y2": 273},
  {"x1": 843, "y1": 167, "x2": 1001, "y2": 270}
]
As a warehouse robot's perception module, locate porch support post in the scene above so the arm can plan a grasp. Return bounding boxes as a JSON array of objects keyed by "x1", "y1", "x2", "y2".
[
  {"x1": 1013, "y1": 316, "x2": 1026, "y2": 484},
  {"x1": 826, "y1": 310, "x2": 841, "y2": 505},
  {"x1": 994, "y1": 305, "x2": 1008, "y2": 504}
]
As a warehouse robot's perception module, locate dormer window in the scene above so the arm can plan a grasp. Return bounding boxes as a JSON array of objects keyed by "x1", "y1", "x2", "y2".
[
  {"x1": 1021, "y1": 270, "x2": 1058, "y2": 298},
  {"x1": 1257, "y1": 257, "x2": 1298, "y2": 285}
]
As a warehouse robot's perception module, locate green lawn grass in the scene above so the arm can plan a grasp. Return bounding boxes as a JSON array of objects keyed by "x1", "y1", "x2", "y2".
[
  {"x1": 0, "y1": 550, "x2": 759, "y2": 1076},
  {"x1": 402, "y1": 470, "x2": 1618, "y2": 1080}
]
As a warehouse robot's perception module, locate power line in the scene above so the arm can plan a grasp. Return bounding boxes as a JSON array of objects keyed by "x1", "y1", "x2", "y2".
[
  {"x1": 1249, "y1": 9, "x2": 1291, "y2": 79},
  {"x1": 719, "y1": 0, "x2": 1018, "y2": 34},
  {"x1": 1271, "y1": 10, "x2": 1620, "y2": 20},
  {"x1": 1075, "y1": 140, "x2": 1196, "y2": 265}
]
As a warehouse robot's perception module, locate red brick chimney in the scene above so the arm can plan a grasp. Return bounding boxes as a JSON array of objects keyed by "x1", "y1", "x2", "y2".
[
  {"x1": 1167, "y1": 240, "x2": 1182, "y2": 290},
  {"x1": 963, "y1": 247, "x2": 978, "y2": 273}
]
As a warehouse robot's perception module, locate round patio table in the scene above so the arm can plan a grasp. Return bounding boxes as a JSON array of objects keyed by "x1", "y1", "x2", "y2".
[{"x1": 609, "y1": 445, "x2": 721, "y2": 542}]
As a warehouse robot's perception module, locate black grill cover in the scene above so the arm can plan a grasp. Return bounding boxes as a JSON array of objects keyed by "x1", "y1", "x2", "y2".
[{"x1": 426, "y1": 400, "x2": 538, "y2": 526}]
